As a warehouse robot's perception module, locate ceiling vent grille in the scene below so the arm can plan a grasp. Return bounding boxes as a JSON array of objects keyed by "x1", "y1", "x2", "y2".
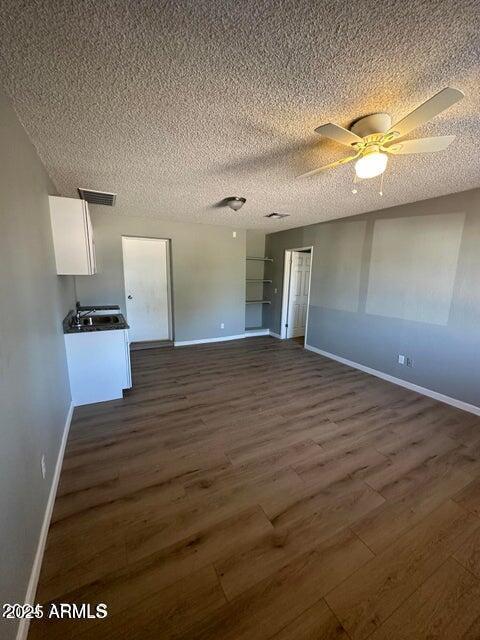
[
  {"x1": 265, "y1": 212, "x2": 289, "y2": 219},
  {"x1": 78, "y1": 188, "x2": 116, "y2": 206}
]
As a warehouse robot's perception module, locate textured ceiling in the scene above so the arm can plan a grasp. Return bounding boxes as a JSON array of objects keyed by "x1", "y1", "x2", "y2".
[{"x1": 0, "y1": 0, "x2": 479, "y2": 231}]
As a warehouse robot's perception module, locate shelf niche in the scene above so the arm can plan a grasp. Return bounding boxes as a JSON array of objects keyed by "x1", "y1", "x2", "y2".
[{"x1": 245, "y1": 232, "x2": 272, "y2": 333}]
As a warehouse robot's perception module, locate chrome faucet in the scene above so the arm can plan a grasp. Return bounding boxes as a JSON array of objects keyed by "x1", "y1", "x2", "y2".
[{"x1": 73, "y1": 301, "x2": 96, "y2": 327}]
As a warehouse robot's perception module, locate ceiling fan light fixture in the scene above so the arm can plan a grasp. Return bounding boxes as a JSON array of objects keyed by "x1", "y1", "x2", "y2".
[{"x1": 355, "y1": 151, "x2": 388, "y2": 179}]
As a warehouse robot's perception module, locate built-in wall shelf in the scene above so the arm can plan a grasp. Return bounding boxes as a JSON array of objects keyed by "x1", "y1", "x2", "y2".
[
  {"x1": 244, "y1": 326, "x2": 270, "y2": 336},
  {"x1": 246, "y1": 256, "x2": 273, "y2": 262},
  {"x1": 245, "y1": 247, "x2": 272, "y2": 328}
]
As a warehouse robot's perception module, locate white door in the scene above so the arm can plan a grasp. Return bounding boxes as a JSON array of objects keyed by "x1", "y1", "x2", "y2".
[
  {"x1": 287, "y1": 251, "x2": 311, "y2": 338},
  {"x1": 122, "y1": 237, "x2": 171, "y2": 342}
]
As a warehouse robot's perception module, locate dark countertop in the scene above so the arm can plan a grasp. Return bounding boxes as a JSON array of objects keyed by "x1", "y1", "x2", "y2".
[
  {"x1": 63, "y1": 310, "x2": 129, "y2": 334},
  {"x1": 76, "y1": 305, "x2": 121, "y2": 311}
]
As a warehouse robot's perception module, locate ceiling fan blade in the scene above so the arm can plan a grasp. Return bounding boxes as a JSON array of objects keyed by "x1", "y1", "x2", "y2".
[
  {"x1": 297, "y1": 153, "x2": 359, "y2": 178},
  {"x1": 314, "y1": 123, "x2": 363, "y2": 147},
  {"x1": 388, "y1": 87, "x2": 464, "y2": 138},
  {"x1": 386, "y1": 135, "x2": 455, "y2": 155}
]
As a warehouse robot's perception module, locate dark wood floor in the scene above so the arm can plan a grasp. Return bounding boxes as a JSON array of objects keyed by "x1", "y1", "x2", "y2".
[{"x1": 29, "y1": 337, "x2": 480, "y2": 639}]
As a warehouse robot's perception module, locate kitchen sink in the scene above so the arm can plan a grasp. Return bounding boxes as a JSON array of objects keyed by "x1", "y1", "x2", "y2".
[
  {"x1": 78, "y1": 315, "x2": 121, "y2": 326},
  {"x1": 91, "y1": 315, "x2": 119, "y2": 325}
]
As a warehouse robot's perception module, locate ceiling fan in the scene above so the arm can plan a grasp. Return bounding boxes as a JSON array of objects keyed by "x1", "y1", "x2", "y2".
[{"x1": 299, "y1": 87, "x2": 464, "y2": 180}]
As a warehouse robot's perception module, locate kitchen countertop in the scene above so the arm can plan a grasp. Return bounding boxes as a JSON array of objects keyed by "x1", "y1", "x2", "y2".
[
  {"x1": 63, "y1": 310, "x2": 129, "y2": 334},
  {"x1": 76, "y1": 305, "x2": 121, "y2": 311}
]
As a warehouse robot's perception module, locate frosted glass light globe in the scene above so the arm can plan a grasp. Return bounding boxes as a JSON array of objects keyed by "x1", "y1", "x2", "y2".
[{"x1": 355, "y1": 152, "x2": 388, "y2": 179}]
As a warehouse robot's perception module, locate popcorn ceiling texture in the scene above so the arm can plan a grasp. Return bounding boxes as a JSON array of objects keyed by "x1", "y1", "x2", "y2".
[{"x1": 0, "y1": 0, "x2": 479, "y2": 230}]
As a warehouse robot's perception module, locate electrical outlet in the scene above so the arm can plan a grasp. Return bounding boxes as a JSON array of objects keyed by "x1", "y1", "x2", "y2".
[
  {"x1": 398, "y1": 354, "x2": 413, "y2": 367},
  {"x1": 232, "y1": 231, "x2": 237, "y2": 238},
  {"x1": 220, "y1": 322, "x2": 225, "y2": 329},
  {"x1": 41, "y1": 455, "x2": 47, "y2": 480},
  {"x1": 274, "y1": 288, "x2": 278, "y2": 294}
]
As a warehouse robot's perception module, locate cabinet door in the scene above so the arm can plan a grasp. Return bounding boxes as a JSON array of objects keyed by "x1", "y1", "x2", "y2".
[
  {"x1": 83, "y1": 201, "x2": 97, "y2": 274},
  {"x1": 123, "y1": 329, "x2": 132, "y2": 389},
  {"x1": 49, "y1": 196, "x2": 95, "y2": 275}
]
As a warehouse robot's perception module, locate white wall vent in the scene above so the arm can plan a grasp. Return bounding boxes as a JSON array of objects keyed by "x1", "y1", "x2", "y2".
[
  {"x1": 78, "y1": 188, "x2": 116, "y2": 206},
  {"x1": 265, "y1": 212, "x2": 289, "y2": 219}
]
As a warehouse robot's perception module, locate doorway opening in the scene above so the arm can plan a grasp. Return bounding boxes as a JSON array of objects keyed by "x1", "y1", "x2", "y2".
[
  {"x1": 122, "y1": 236, "x2": 173, "y2": 346},
  {"x1": 280, "y1": 246, "x2": 313, "y2": 345}
]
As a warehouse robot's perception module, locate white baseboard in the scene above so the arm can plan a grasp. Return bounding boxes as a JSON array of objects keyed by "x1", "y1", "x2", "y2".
[
  {"x1": 174, "y1": 333, "x2": 247, "y2": 346},
  {"x1": 304, "y1": 344, "x2": 480, "y2": 417},
  {"x1": 174, "y1": 330, "x2": 282, "y2": 346},
  {"x1": 269, "y1": 331, "x2": 282, "y2": 339},
  {"x1": 16, "y1": 400, "x2": 74, "y2": 640},
  {"x1": 245, "y1": 329, "x2": 270, "y2": 337}
]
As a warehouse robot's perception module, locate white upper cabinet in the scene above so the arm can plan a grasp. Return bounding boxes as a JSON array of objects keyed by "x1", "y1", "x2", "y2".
[{"x1": 49, "y1": 196, "x2": 97, "y2": 275}]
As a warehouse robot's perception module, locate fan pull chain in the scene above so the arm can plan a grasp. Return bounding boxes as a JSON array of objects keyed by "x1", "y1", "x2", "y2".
[
  {"x1": 379, "y1": 171, "x2": 384, "y2": 196},
  {"x1": 352, "y1": 173, "x2": 358, "y2": 194}
]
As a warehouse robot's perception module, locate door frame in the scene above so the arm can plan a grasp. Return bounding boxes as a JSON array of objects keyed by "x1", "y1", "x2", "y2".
[
  {"x1": 121, "y1": 236, "x2": 174, "y2": 342},
  {"x1": 280, "y1": 246, "x2": 313, "y2": 342}
]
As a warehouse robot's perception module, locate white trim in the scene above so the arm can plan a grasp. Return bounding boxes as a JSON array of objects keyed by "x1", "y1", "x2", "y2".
[
  {"x1": 174, "y1": 333, "x2": 247, "y2": 346},
  {"x1": 121, "y1": 235, "x2": 173, "y2": 342},
  {"x1": 280, "y1": 246, "x2": 313, "y2": 341},
  {"x1": 244, "y1": 328, "x2": 270, "y2": 337},
  {"x1": 16, "y1": 401, "x2": 74, "y2": 640},
  {"x1": 280, "y1": 251, "x2": 292, "y2": 339},
  {"x1": 269, "y1": 331, "x2": 282, "y2": 339},
  {"x1": 304, "y1": 251, "x2": 313, "y2": 346},
  {"x1": 304, "y1": 344, "x2": 480, "y2": 417},
  {"x1": 174, "y1": 330, "x2": 283, "y2": 346}
]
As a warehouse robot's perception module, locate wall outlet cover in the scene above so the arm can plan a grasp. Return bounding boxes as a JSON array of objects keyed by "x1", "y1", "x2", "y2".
[
  {"x1": 220, "y1": 323, "x2": 225, "y2": 329},
  {"x1": 398, "y1": 355, "x2": 405, "y2": 365},
  {"x1": 232, "y1": 231, "x2": 237, "y2": 238}
]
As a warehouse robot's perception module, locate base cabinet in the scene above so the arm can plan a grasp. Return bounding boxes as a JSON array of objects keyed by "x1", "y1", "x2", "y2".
[{"x1": 65, "y1": 329, "x2": 131, "y2": 406}]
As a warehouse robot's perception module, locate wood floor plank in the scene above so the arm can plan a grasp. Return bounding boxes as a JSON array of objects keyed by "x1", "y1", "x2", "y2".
[
  {"x1": 270, "y1": 599, "x2": 349, "y2": 640},
  {"x1": 27, "y1": 337, "x2": 480, "y2": 640},
  {"x1": 216, "y1": 478, "x2": 383, "y2": 600},
  {"x1": 68, "y1": 564, "x2": 225, "y2": 640},
  {"x1": 363, "y1": 432, "x2": 459, "y2": 499},
  {"x1": 36, "y1": 513, "x2": 127, "y2": 603},
  {"x1": 351, "y1": 448, "x2": 478, "y2": 554},
  {"x1": 454, "y1": 476, "x2": 480, "y2": 516},
  {"x1": 124, "y1": 467, "x2": 303, "y2": 562},
  {"x1": 454, "y1": 526, "x2": 480, "y2": 580},
  {"x1": 181, "y1": 529, "x2": 373, "y2": 640},
  {"x1": 325, "y1": 500, "x2": 480, "y2": 640},
  {"x1": 185, "y1": 440, "x2": 322, "y2": 498},
  {"x1": 292, "y1": 440, "x2": 389, "y2": 488},
  {"x1": 368, "y1": 558, "x2": 480, "y2": 640}
]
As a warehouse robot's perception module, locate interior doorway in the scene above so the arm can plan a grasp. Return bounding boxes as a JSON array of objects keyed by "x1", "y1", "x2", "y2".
[
  {"x1": 280, "y1": 247, "x2": 313, "y2": 343},
  {"x1": 122, "y1": 236, "x2": 173, "y2": 343}
]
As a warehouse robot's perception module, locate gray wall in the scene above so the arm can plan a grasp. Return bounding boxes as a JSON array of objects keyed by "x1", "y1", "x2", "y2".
[
  {"x1": 0, "y1": 92, "x2": 74, "y2": 639},
  {"x1": 265, "y1": 189, "x2": 480, "y2": 408},
  {"x1": 75, "y1": 211, "x2": 246, "y2": 341}
]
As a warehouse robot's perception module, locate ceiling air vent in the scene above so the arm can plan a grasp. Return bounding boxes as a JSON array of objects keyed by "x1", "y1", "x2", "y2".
[
  {"x1": 265, "y1": 212, "x2": 289, "y2": 219},
  {"x1": 78, "y1": 188, "x2": 116, "y2": 206}
]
